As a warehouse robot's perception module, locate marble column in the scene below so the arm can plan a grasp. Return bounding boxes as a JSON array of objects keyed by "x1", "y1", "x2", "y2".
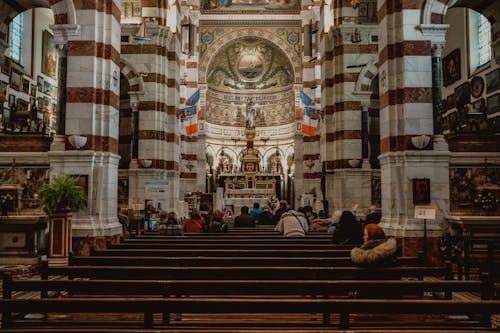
[
  {"x1": 55, "y1": 44, "x2": 68, "y2": 136},
  {"x1": 431, "y1": 43, "x2": 445, "y2": 135}
]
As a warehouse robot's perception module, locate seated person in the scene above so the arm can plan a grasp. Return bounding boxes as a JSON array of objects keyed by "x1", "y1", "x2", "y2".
[
  {"x1": 310, "y1": 210, "x2": 333, "y2": 232},
  {"x1": 208, "y1": 209, "x2": 228, "y2": 232},
  {"x1": 274, "y1": 209, "x2": 308, "y2": 237},
  {"x1": 234, "y1": 206, "x2": 255, "y2": 227},
  {"x1": 258, "y1": 205, "x2": 275, "y2": 225},
  {"x1": 350, "y1": 223, "x2": 397, "y2": 266},
  {"x1": 184, "y1": 209, "x2": 206, "y2": 233},
  {"x1": 249, "y1": 202, "x2": 263, "y2": 221},
  {"x1": 363, "y1": 204, "x2": 381, "y2": 227},
  {"x1": 331, "y1": 210, "x2": 363, "y2": 245},
  {"x1": 159, "y1": 210, "x2": 183, "y2": 235}
]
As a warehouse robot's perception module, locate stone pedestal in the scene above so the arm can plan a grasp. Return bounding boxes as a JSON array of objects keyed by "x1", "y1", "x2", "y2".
[{"x1": 48, "y1": 211, "x2": 72, "y2": 267}]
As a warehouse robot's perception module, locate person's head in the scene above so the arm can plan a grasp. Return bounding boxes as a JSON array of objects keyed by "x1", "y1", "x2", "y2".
[
  {"x1": 368, "y1": 205, "x2": 378, "y2": 213},
  {"x1": 200, "y1": 204, "x2": 209, "y2": 212},
  {"x1": 253, "y1": 202, "x2": 260, "y2": 209},
  {"x1": 159, "y1": 210, "x2": 168, "y2": 218},
  {"x1": 191, "y1": 208, "x2": 201, "y2": 219},
  {"x1": 332, "y1": 210, "x2": 342, "y2": 223},
  {"x1": 303, "y1": 205, "x2": 313, "y2": 216},
  {"x1": 212, "y1": 209, "x2": 223, "y2": 220},
  {"x1": 363, "y1": 223, "x2": 386, "y2": 243},
  {"x1": 339, "y1": 210, "x2": 356, "y2": 225},
  {"x1": 279, "y1": 200, "x2": 288, "y2": 209},
  {"x1": 168, "y1": 211, "x2": 177, "y2": 219},
  {"x1": 241, "y1": 206, "x2": 249, "y2": 214},
  {"x1": 318, "y1": 210, "x2": 329, "y2": 219}
]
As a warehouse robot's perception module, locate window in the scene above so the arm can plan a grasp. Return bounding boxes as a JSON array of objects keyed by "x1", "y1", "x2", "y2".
[
  {"x1": 9, "y1": 13, "x2": 23, "y2": 64},
  {"x1": 477, "y1": 13, "x2": 491, "y2": 66}
]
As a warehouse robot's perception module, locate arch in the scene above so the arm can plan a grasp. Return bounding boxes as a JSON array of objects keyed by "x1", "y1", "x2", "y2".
[
  {"x1": 199, "y1": 28, "x2": 301, "y2": 83},
  {"x1": 0, "y1": 0, "x2": 76, "y2": 38},
  {"x1": 354, "y1": 60, "x2": 379, "y2": 93},
  {"x1": 120, "y1": 58, "x2": 145, "y2": 94}
]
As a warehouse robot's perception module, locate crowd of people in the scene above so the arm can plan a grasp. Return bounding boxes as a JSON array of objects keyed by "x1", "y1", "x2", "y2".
[{"x1": 118, "y1": 200, "x2": 395, "y2": 265}]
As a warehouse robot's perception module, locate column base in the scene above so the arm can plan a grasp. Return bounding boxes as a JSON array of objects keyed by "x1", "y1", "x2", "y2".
[{"x1": 73, "y1": 234, "x2": 122, "y2": 256}]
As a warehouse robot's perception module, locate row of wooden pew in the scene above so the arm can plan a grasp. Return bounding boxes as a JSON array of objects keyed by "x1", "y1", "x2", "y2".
[{"x1": 1, "y1": 229, "x2": 500, "y2": 332}]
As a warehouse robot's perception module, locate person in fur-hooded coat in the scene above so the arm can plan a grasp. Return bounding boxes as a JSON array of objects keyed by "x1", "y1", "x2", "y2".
[{"x1": 351, "y1": 223, "x2": 398, "y2": 266}]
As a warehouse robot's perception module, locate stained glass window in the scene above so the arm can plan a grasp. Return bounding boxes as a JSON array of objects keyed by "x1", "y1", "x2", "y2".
[
  {"x1": 478, "y1": 13, "x2": 491, "y2": 66},
  {"x1": 9, "y1": 13, "x2": 23, "y2": 64}
]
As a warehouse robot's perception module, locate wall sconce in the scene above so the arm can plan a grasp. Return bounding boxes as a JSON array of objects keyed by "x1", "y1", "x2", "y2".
[
  {"x1": 140, "y1": 159, "x2": 153, "y2": 168},
  {"x1": 68, "y1": 135, "x2": 87, "y2": 150},
  {"x1": 410, "y1": 135, "x2": 431, "y2": 150},
  {"x1": 305, "y1": 160, "x2": 315, "y2": 170},
  {"x1": 348, "y1": 159, "x2": 361, "y2": 168}
]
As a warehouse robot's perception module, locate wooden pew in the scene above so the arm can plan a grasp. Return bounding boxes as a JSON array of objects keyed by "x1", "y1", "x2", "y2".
[
  {"x1": 109, "y1": 242, "x2": 354, "y2": 250},
  {"x1": 123, "y1": 237, "x2": 336, "y2": 244},
  {"x1": 88, "y1": 248, "x2": 353, "y2": 257},
  {"x1": 69, "y1": 255, "x2": 421, "y2": 267},
  {"x1": 0, "y1": 329, "x2": 497, "y2": 333},
  {"x1": 133, "y1": 234, "x2": 332, "y2": 239},
  {"x1": 1, "y1": 297, "x2": 499, "y2": 329},
  {"x1": 41, "y1": 263, "x2": 453, "y2": 281}
]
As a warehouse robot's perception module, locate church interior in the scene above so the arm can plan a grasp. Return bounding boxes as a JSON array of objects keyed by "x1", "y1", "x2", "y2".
[{"x1": 0, "y1": 0, "x2": 499, "y2": 330}]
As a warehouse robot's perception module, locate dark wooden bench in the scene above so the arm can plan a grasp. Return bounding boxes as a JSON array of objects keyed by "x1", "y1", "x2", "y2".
[
  {"x1": 1, "y1": 297, "x2": 499, "y2": 329},
  {"x1": 133, "y1": 234, "x2": 333, "y2": 239},
  {"x1": 88, "y1": 248, "x2": 353, "y2": 257},
  {"x1": 0, "y1": 329, "x2": 497, "y2": 333},
  {"x1": 109, "y1": 242, "x2": 354, "y2": 250},
  {"x1": 123, "y1": 237, "x2": 337, "y2": 244},
  {"x1": 69, "y1": 255, "x2": 421, "y2": 267},
  {"x1": 41, "y1": 263, "x2": 453, "y2": 281}
]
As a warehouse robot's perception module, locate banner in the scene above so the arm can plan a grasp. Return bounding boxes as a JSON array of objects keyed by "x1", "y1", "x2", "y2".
[{"x1": 144, "y1": 180, "x2": 169, "y2": 211}]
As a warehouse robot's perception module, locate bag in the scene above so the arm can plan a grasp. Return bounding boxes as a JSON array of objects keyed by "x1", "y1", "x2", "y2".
[{"x1": 327, "y1": 223, "x2": 336, "y2": 234}]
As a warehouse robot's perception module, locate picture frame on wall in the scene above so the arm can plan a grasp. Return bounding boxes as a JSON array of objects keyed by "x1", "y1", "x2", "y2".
[
  {"x1": 1, "y1": 57, "x2": 11, "y2": 75},
  {"x1": 22, "y1": 78, "x2": 30, "y2": 94},
  {"x1": 412, "y1": 178, "x2": 431, "y2": 205},
  {"x1": 446, "y1": 93, "x2": 455, "y2": 110},
  {"x1": 10, "y1": 70, "x2": 22, "y2": 91},
  {"x1": 43, "y1": 81, "x2": 51, "y2": 96},
  {"x1": 470, "y1": 76, "x2": 485, "y2": 98},
  {"x1": 442, "y1": 48, "x2": 461, "y2": 87},
  {"x1": 16, "y1": 98, "x2": 29, "y2": 111},
  {"x1": 0, "y1": 80, "x2": 8, "y2": 99},
  {"x1": 41, "y1": 30, "x2": 58, "y2": 79},
  {"x1": 37, "y1": 75, "x2": 44, "y2": 92},
  {"x1": 454, "y1": 81, "x2": 471, "y2": 109},
  {"x1": 70, "y1": 175, "x2": 89, "y2": 197},
  {"x1": 485, "y1": 68, "x2": 500, "y2": 94},
  {"x1": 8, "y1": 94, "x2": 15, "y2": 107},
  {"x1": 30, "y1": 83, "x2": 37, "y2": 97},
  {"x1": 486, "y1": 93, "x2": 500, "y2": 115}
]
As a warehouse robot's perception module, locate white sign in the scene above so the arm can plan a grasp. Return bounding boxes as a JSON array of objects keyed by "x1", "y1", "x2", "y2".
[
  {"x1": 144, "y1": 180, "x2": 169, "y2": 211},
  {"x1": 414, "y1": 205, "x2": 436, "y2": 220}
]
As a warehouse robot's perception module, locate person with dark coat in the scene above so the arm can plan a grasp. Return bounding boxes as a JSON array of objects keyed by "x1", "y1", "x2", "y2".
[
  {"x1": 351, "y1": 223, "x2": 398, "y2": 266},
  {"x1": 184, "y1": 209, "x2": 206, "y2": 233},
  {"x1": 234, "y1": 206, "x2": 255, "y2": 227},
  {"x1": 258, "y1": 205, "x2": 275, "y2": 225},
  {"x1": 274, "y1": 200, "x2": 289, "y2": 223},
  {"x1": 363, "y1": 205, "x2": 381, "y2": 227},
  {"x1": 208, "y1": 209, "x2": 228, "y2": 232},
  {"x1": 331, "y1": 210, "x2": 363, "y2": 245}
]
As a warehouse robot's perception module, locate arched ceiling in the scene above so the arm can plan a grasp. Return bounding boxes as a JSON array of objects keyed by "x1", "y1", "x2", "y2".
[{"x1": 206, "y1": 36, "x2": 294, "y2": 94}]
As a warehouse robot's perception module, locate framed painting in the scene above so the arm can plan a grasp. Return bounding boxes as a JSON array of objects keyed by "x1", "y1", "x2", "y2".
[
  {"x1": 41, "y1": 30, "x2": 58, "y2": 79},
  {"x1": 30, "y1": 83, "x2": 37, "y2": 97},
  {"x1": 43, "y1": 81, "x2": 51, "y2": 96},
  {"x1": 486, "y1": 68, "x2": 500, "y2": 94},
  {"x1": 486, "y1": 93, "x2": 500, "y2": 115},
  {"x1": 1, "y1": 57, "x2": 11, "y2": 75},
  {"x1": 412, "y1": 178, "x2": 430, "y2": 205},
  {"x1": 446, "y1": 93, "x2": 455, "y2": 110},
  {"x1": 442, "y1": 49, "x2": 461, "y2": 87},
  {"x1": 22, "y1": 77, "x2": 30, "y2": 94},
  {"x1": 0, "y1": 80, "x2": 8, "y2": 100},
  {"x1": 16, "y1": 99, "x2": 29, "y2": 111},
  {"x1": 37, "y1": 75, "x2": 44, "y2": 92},
  {"x1": 9, "y1": 70, "x2": 22, "y2": 91},
  {"x1": 455, "y1": 81, "x2": 470, "y2": 109}
]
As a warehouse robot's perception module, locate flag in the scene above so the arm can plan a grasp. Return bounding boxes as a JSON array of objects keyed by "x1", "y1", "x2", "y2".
[
  {"x1": 182, "y1": 105, "x2": 198, "y2": 136},
  {"x1": 182, "y1": 90, "x2": 201, "y2": 136},
  {"x1": 302, "y1": 107, "x2": 320, "y2": 136},
  {"x1": 300, "y1": 91, "x2": 319, "y2": 136},
  {"x1": 186, "y1": 89, "x2": 200, "y2": 106}
]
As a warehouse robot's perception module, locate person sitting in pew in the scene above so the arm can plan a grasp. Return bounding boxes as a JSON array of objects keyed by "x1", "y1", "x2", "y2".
[
  {"x1": 274, "y1": 209, "x2": 309, "y2": 237},
  {"x1": 350, "y1": 223, "x2": 398, "y2": 266},
  {"x1": 208, "y1": 209, "x2": 228, "y2": 232},
  {"x1": 331, "y1": 210, "x2": 363, "y2": 245},
  {"x1": 184, "y1": 209, "x2": 206, "y2": 233}
]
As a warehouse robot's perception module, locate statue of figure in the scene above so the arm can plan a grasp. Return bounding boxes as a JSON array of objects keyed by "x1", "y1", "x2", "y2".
[{"x1": 244, "y1": 98, "x2": 256, "y2": 130}]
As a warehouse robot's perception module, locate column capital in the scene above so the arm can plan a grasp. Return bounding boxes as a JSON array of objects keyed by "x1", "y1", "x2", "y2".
[
  {"x1": 416, "y1": 24, "x2": 449, "y2": 57},
  {"x1": 49, "y1": 24, "x2": 81, "y2": 48}
]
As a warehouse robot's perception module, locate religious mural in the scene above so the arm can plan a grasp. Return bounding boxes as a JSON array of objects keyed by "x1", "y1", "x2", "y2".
[
  {"x1": 206, "y1": 37, "x2": 294, "y2": 92},
  {"x1": 200, "y1": 0, "x2": 300, "y2": 12}
]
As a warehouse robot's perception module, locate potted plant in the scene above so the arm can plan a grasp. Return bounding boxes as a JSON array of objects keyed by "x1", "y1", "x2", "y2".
[{"x1": 38, "y1": 175, "x2": 87, "y2": 266}]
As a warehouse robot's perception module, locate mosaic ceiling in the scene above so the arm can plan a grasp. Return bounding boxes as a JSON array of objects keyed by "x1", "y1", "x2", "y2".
[
  {"x1": 206, "y1": 36, "x2": 294, "y2": 93},
  {"x1": 200, "y1": 0, "x2": 300, "y2": 13}
]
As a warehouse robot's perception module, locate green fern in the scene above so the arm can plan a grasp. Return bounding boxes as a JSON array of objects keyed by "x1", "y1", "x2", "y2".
[{"x1": 38, "y1": 175, "x2": 88, "y2": 214}]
